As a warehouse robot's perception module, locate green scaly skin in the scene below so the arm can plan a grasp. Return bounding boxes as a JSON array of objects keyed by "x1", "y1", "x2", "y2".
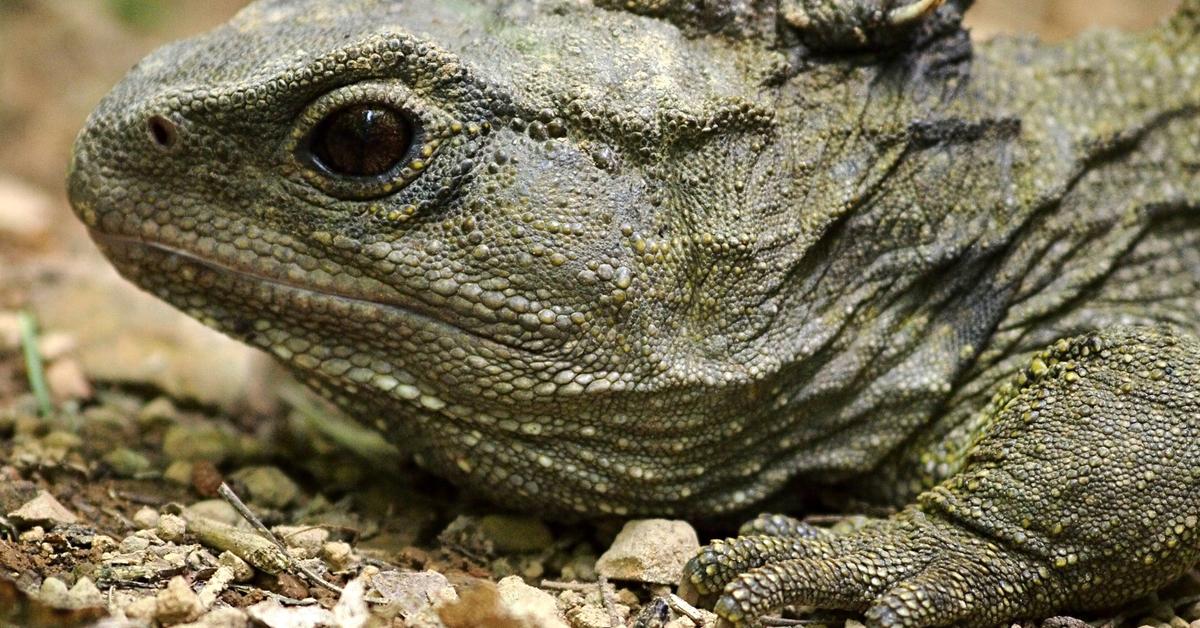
[{"x1": 66, "y1": 0, "x2": 1200, "y2": 624}]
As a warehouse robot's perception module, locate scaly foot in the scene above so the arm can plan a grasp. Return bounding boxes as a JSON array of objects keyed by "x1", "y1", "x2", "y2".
[{"x1": 682, "y1": 328, "x2": 1200, "y2": 627}]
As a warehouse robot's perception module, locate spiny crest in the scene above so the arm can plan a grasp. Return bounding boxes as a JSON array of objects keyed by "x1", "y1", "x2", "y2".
[{"x1": 592, "y1": 0, "x2": 970, "y2": 51}]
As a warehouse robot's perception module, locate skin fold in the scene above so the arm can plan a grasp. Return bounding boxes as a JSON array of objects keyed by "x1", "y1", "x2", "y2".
[{"x1": 66, "y1": 0, "x2": 1200, "y2": 624}]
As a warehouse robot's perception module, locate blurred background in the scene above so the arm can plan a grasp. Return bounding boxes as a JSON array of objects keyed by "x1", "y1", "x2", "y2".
[{"x1": 0, "y1": 0, "x2": 1185, "y2": 406}]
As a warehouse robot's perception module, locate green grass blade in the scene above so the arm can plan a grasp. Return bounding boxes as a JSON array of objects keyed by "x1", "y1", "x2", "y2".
[{"x1": 18, "y1": 311, "x2": 53, "y2": 417}]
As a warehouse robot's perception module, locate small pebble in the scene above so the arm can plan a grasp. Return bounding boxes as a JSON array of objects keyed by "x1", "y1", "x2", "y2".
[
  {"x1": 105, "y1": 448, "x2": 152, "y2": 478},
  {"x1": 68, "y1": 577, "x2": 104, "y2": 607},
  {"x1": 595, "y1": 519, "x2": 699, "y2": 585},
  {"x1": 566, "y1": 604, "x2": 614, "y2": 628},
  {"x1": 185, "y1": 500, "x2": 240, "y2": 526},
  {"x1": 164, "y1": 460, "x2": 195, "y2": 486},
  {"x1": 496, "y1": 576, "x2": 569, "y2": 628},
  {"x1": 229, "y1": 466, "x2": 300, "y2": 509},
  {"x1": 163, "y1": 552, "x2": 187, "y2": 568},
  {"x1": 560, "y1": 552, "x2": 598, "y2": 582},
  {"x1": 163, "y1": 424, "x2": 235, "y2": 464},
  {"x1": 0, "y1": 311, "x2": 19, "y2": 350},
  {"x1": 0, "y1": 172, "x2": 53, "y2": 245},
  {"x1": 615, "y1": 588, "x2": 638, "y2": 607},
  {"x1": 133, "y1": 507, "x2": 160, "y2": 530},
  {"x1": 39, "y1": 576, "x2": 70, "y2": 607},
  {"x1": 274, "y1": 525, "x2": 329, "y2": 554},
  {"x1": 37, "y1": 332, "x2": 77, "y2": 361},
  {"x1": 138, "y1": 397, "x2": 179, "y2": 425},
  {"x1": 158, "y1": 513, "x2": 187, "y2": 543},
  {"x1": 8, "y1": 491, "x2": 79, "y2": 528},
  {"x1": 271, "y1": 573, "x2": 309, "y2": 600},
  {"x1": 46, "y1": 359, "x2": 92, "y2": 402},
  {"x1": 19, "y1": 526, "x2": 45, "y2": 543},
  {"x1": 124, "y1": 595, "x2": 159, "y2": 620},
  {"x1": 321, "y1": 541, "x2": 356, "y2": 572},
  {"x1": 246, "y1": 600, "x2": 334, "y2": 627},
  {"x1": 218, "y1": 551, "x2": 255, "y2": 582},
  {"x1": 41, "y1": 430, "x2": 83, "y2": 451},
  {"x1": 368, "y1": 570, "x2": 454, "y2": 619},
  {"x1": 190, "y1": 460, "x2": 223, "y2": 497},
  {"x1": 155, "y1": 575, "x2": 204, "y2": 625},
  {"x1": 119, "y1": 535, "x2": 151, "y2": 553},
  {"x1": 186, "y1": 547, "x2": 218, "y2": 572},
  {"x1": 175, "y1": 607, "x2": 249, "y2": 628}
]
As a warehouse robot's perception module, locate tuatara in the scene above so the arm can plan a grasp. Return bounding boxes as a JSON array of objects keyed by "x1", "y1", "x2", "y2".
[{"x1": 67, "y1": 0, "x2": 1200, "y2": 625}]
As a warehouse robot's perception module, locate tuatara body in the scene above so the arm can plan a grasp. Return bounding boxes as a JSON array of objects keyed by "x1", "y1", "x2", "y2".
[{"x1": 67, "y1": 0, "x2": 1200, "y2": 625}]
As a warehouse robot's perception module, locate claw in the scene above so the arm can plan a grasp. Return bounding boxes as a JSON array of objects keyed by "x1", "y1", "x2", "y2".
[
  {"x1": 688, "y1": 330, "x2": 1200, "y2": 626},
  {"x1": 738, "y1": 513, "x2": 823, "y2": 538},
  {"x1": 887, "y1": 0, "x2": 945, "y2": 26},
  {"x1": 780, "y1": 0, "x2": 956, "y2": 50},
  {"x1": 676, "y1": 576, "x2": 703, "y2": 606}
]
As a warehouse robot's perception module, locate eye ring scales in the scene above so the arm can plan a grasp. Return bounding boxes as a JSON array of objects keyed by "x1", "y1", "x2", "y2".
[{"x1": 309, "y1": 104, "x2": 415, "y2": 178}]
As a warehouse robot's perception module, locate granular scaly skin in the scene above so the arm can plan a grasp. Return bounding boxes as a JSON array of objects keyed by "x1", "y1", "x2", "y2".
[{"x1": 66, "y1": 0, "x2": 1200, "y2": 625}]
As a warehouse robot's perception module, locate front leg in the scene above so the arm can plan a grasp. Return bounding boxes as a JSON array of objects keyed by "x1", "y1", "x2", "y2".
[{"x1": 681, "y1": 327, "x2": 1200, "y2": 626}]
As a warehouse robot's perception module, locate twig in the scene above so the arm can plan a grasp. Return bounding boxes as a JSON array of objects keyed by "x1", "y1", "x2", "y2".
[
  {"x1": 279, "y1": 383, "x2": 399, "y2": 462},
  {"x1": 540, "y1": 580, "x2": 597, "y2": 591},
  {"x1": 114, "y1": 490, "x2": 166, "y2": 507},
  {"x1": 598, "y1": 573, "x2": 620, "y2": 628},
  {"x1": 18, "y1": 311, "x2": 53, "y2": 417},
  {"x1": 100, "y1": 578, "x2": 162, "y2": 590},
  {"x1": 197, "y1": 565, "x2": 236, "y2": 609},
  {"x1": 216, "y1": 482, "x2": 343, "y2": 595},
  {"x1": 178, "y1": 515, "x2": 289, "y2": 575},
  {"x1": 217, "y1": 483, "x2": 284, "y2": 549},
  {"x1": 361, "y1": 556, "x2": 398, "y2": 571},
  {"x1": 230, "y1": 584, "x2": 317, "y2": 606},
  {"x1": 667, "y1": 593, "x2": 705, "y2": 623}
]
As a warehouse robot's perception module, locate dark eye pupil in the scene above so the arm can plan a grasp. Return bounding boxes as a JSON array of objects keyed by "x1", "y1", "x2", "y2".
[{"x1": 311, "y1": 105, "x2": 412, "y2": 177}]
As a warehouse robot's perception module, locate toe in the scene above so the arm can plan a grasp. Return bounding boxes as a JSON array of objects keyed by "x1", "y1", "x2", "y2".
[
  {"x1": 681, "y1": 533, "x2": 837, "y2": 598},
  {"x1": 738, "y1": 513, "x2": 825, "y2": 538},
  {"x1": 712, "y1": 553, "x2": 899, "y2": 625},
  {"x1": 866, "y1": 552, "x2": 1044, "y2": 627}
]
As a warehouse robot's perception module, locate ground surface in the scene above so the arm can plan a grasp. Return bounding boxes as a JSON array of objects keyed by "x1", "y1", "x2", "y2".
[{"x1": 0, "y1": 1, "x2": 1196, "y2": 627}]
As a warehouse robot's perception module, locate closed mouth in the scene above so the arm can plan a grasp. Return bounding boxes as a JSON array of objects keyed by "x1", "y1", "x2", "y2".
[{"x1": 86, "y1": 229, "x2": 504, "y2": 350}]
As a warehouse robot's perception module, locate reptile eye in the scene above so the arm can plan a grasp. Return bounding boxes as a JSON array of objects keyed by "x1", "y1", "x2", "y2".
[{"x1": 310, "y1": 105, "x2": 413, "y2": 177}]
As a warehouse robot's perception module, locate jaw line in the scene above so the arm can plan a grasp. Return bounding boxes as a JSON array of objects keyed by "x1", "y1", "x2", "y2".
[{"x1": 85, "y1": 228, "x2": 509, "y2": 350}]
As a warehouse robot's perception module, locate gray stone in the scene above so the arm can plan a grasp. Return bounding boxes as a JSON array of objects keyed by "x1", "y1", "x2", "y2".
[
  {"x1": 595, "y1": 519, "x2": 699, "y2": 585},
  {"x1": 8, "y1": 491, "x2": 78, "y2": 528},
  {"x1": 229, "y1": 466, "x2": 300, "y2": 509}
]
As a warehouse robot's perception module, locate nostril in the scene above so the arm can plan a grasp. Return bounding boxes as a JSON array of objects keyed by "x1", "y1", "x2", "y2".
[{"x1": 147, "y1": 114, "x2": 179, "y2": 150}]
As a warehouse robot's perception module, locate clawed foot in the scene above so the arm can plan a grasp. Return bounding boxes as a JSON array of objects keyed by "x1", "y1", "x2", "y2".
[
  {"x1": 682, "y1": 329, "x2": 1200, "y2": 627},
  {"x1": 680, "y1": 510, "x2": 1042, "y2": 627}
]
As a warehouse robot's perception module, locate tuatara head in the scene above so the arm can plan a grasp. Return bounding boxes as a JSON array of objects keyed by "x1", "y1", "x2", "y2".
[{"x1": 68, "y1": 0, "x2": 983, "y2": 516}]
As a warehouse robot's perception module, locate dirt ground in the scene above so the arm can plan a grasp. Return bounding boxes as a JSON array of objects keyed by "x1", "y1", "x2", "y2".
[{"x1": 0, "y1": 1, "x2": 1194, "y2": 627}]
